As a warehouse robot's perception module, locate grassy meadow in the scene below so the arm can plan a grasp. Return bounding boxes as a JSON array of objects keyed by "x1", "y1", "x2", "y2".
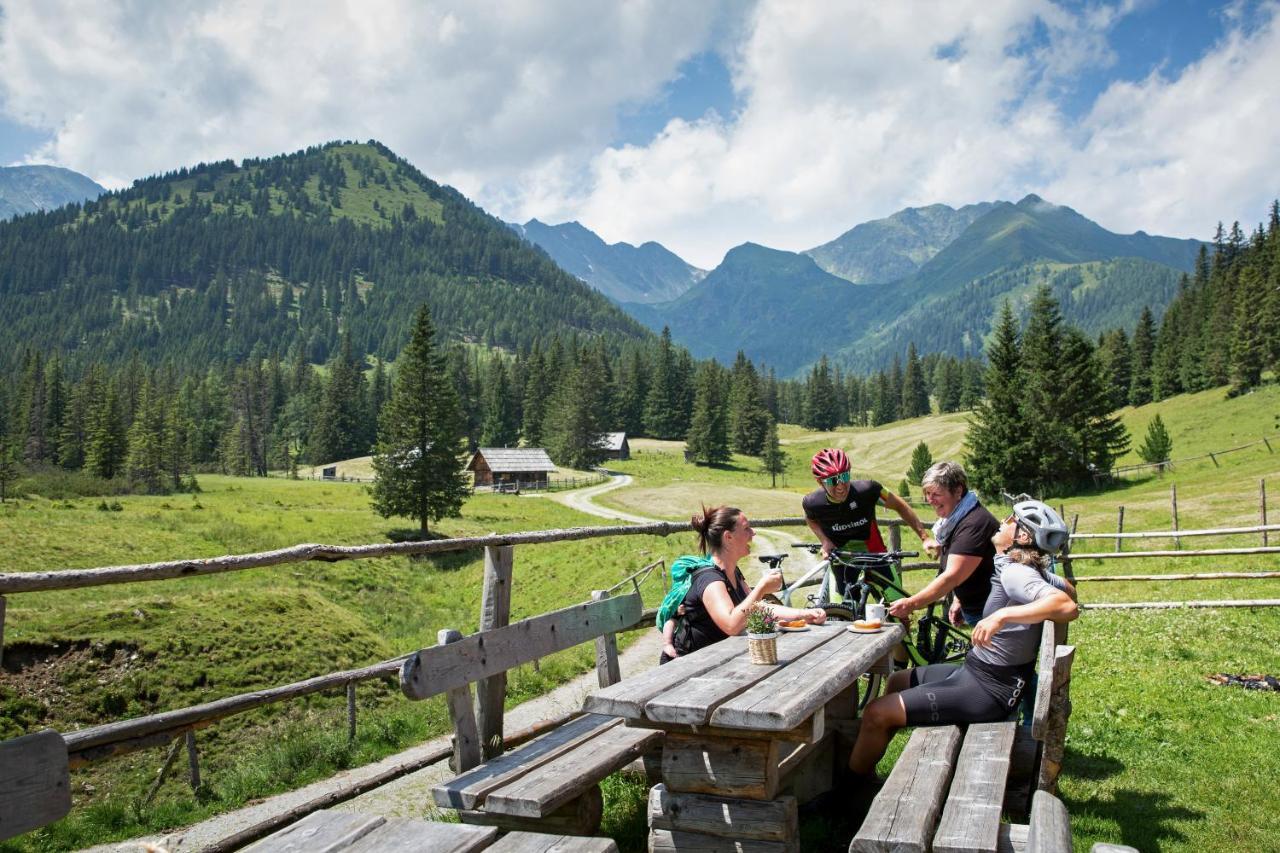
[{"x1": 3, "y1": 383, "x2": 1280, "y2": 850}]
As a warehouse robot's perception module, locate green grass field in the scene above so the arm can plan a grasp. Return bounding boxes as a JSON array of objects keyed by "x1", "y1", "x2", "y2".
[{"x1": 4, "y1": 383, "x2": 1280, "y2": 851}]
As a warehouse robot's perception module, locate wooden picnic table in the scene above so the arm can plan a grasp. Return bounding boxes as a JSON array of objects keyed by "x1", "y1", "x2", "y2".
[
  {"x1": 241, "y1": 808, "x2": 619, "y2": 852},
  {"x1": 583, "y1": 622, "x2": 904, "y2": 852}
]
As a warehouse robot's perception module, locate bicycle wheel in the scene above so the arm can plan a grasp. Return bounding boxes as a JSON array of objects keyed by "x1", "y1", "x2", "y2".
[{"x1": 819, "y1": 603, "x2": 857, "y2": 622}]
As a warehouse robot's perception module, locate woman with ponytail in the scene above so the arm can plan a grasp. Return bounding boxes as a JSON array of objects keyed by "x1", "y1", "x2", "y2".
[{"x1": 658, "y1": 505, "x2": 826, "y2": 663}]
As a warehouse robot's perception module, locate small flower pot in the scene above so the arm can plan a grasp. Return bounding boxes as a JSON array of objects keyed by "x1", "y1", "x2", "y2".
[{"x1": 747, "y1": 632, "x2": 779, "y2": 665}]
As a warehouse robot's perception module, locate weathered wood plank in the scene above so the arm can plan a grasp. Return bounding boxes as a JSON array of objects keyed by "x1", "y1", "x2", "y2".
[
  {"x1": 777, "y1": 730, "x2": 834, "y2": 806},
  {"x1": 645, "y1": 628, "x2": 839, "y2": 726},
  {"x1": 648, "y1": 828, "x2": 796, "y2": 852},
  {"x1": 660, "y1": 732, "x2": 781, "y2": 800},
  {"x1": 849, "y1": 725, "x2": 962, "y2": 853},
  {"x1": 343, "y1": 815, "x2": 498, "y2": 852},
  {"x1": 1036, "y1": 646, "x2": 1076, "y2": 795},
  {"x1": 1026, "y1": 790, "x2": 1072, "y2": 853},
  {"x1": 1087, "y1": 845, "x2": 1139, "y2": 853},
  {"x1": 1003, "y1": 725, "x2": 1040, "y2": 822},
  {"x1": 711, "y1": 625, "x2": 903, "y2": 731},
  {"x1": 0, "y1": 729, "x2": 71, "y2": 842},
  {"x1": 486, "y1": 831, "x2": 619, "y2": 853},
  {"x1": 460, "y1": 785, "x2": 603, "y2": 836},
  {"x1": 433, "y1": 714, "x2": 620, "y2": 810},
  {"x1": 477, "y1": 545, "x2": 514, "y2": 759},
  {"x1": 583, "y1": 637, "x2": 745, "y2": 719},
  {"x1": 401, "y1": 592, "x2": 643, "y2": 700},
  {"x1": 437, "y1": 629, "x2": 483, "y2": 773},
  {"x1": 1031, "y1": 621, "x2": 1059, "y2": 741},
  {"x1": 647, "y1": 783, "x2": 797, "y2": 842},
  {"x1": 485, "y1": 725, "x2": 662, "y2": 817},
  {"x1": 624, "y1": 710, "x2": 824, "y2": 744},
  {"x1": 933, "y1": 722, "x2": 1018, "y2": 853},
  {"x1": 239, "y1": 809, "x2": 385, "y2": 852},
  {"x1": 999, "y1": 823, "x2": 1028, "y2": 853},
  {"x1": 591, "y1": 590, "x2": 621, "y2": 688}
]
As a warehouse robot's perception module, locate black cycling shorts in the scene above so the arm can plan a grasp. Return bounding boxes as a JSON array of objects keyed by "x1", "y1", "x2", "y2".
[{"x1": 898, "y1": 659, "x2": 1030, "y2": 727}]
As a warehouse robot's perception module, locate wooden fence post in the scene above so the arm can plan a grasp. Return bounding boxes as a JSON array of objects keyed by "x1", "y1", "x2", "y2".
[
  {"x1": 438, "y1": 629, "x2": 482, "y2": 772},
  {"x1": 0, "y1": 594, "x2": 6, "y2": 669},
  {"x1": 591, "y1": 590, "x2": 622, "y2": 688},
  {"x1": 1036, "y1": 646, "x2": 1075, "y2": 796},
  {"x1": 1261, "y1": 480, "x2": 1268, "y2": 547},
  {"x1": 1209, "y1": 452, "x2": 1219, "y2": 468},
  {"x1": 185, "y1": 730, "x2": 201, "y2": 791},
  {"x1": 346, "y1": 681, "x2": 357, "y2": 744},
  {"x1": 143, "y1": 736, "x2": 185, "y2": 806},
  {"x1": 1264, "y1": 436, "x2": 1274, "y2": 454},
  {"x1": 889, "y1": 522, "x2": 902, "y2": 553},
  {"x1": 1171, "y1": 485, "x2": 1180, "y2": 550},
  {"x1": 1115, "y1": 506, "x2": 1125, "y2": 553},
  {"x1": 477, "y1": 544, "x2": 514, "y2": 760}
]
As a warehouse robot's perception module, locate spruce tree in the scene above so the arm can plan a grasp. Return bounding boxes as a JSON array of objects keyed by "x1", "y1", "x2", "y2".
[
  {"x1": 1228, "y1": 264, "x2": 1265, "y2": 395},
  {"x1": 370, "y1": 305, "x2": 468, "y2": 536},
  {"x1": 85, "y1": 379, "x2": 127, "y2": 480},
  {"x1": 729, "y1": 352, "x2": 769, "y2": 455},
  {"x1": 1136, "y1": 413, "x2": 1173, "y2": 469},
  {"x1": 1056, "y1": 327, "x2": 1130, "y2": 484},
  {"x1": 686, "y1": 361, "x2": 730, "y2": 465},
  {"x1": 901, "y1": 344, "x2": 930, "y2": 418},
  {"x1": 760, "y1": 416, "x2": 786, "y2": 488},
  {"x1": 907, "y1": 441, "x2": 933, "y2": 486},
  {"x1": 1129, "y1": 306, "x2": 1156, "y2": 405},
  {"x1": 966, "y1": 301, "x2": 1025, "y2": 496},
  {"x1": 543, "y1": 348, "x2": 609, "y2": 470},
  {"x1": 1096, "y1": 329, "x2": 1132, "y2": 411},
  {"x1": 126, "y1": 378, "x2": 168, "y2": 493},
  {"x1": 644, "y1": 328, "x2": 683, "y2": 439},
  {"x1": 521, "y1": 346, "x2": 549, "y2": 446},
  {"x1": 480, "y1": 358, "x2": 519, "y2": 447},
  {"x1": 0, "y1": 439, "x2": 17, "y2": 502}
]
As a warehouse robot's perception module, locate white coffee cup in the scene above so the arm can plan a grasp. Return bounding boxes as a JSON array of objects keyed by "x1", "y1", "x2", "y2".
[{"x1": 865, "y1": 602, "x2": 887, "y2": 624}]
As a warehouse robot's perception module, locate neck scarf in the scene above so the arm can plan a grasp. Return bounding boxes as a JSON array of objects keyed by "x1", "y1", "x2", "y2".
[
  {"x1": 656, "y1": 555, "x2": 715, "y2": 627},
  {"x1": 932, "y1": 490, "x2": 980, "y2": 545}
]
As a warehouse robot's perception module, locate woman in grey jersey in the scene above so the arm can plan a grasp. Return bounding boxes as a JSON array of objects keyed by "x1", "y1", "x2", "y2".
[{"x1": 845, "y1": 499, "x2": 1079, "y2": 784}]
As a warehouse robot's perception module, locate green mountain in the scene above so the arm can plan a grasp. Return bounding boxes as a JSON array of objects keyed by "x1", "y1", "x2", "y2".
[
  {"x1": 0, "y1": 141, "x2": 650, "y2": 373},
  {"x1": 623, "y1": 242, "x2": 860, "y2": 373},
  {"x1": 627, "y1": 195, "x2": 1203, "y2": 376},
  {"x1": 510, "y1": 218, "x2": 704, "y2": 304},
  {"x1": 804, "y1": 202, "x2": 996, "y2": 283},
  {"x1": 0, "y1": 164, "x2": 105, "y2": 219}
]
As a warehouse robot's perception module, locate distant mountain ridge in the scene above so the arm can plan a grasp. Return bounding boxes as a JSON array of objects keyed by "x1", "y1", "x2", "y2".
[
  {"x1": 625, "y1": 194, "x2": 1204, "y2": 375},
  {"x1": 0, "y1": 165, "x2": 105, "y2": 219},
  {"x1": 510, "y1": 218, "x2": 704, "y2": 304},
  {"x1": 804, "y1": 202, "x2": 997, "y2": 283}
]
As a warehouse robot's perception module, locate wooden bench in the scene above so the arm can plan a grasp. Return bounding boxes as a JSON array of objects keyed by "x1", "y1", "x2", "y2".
[
  {"x1": 0, "y1": 729, "x2": 71, "y2": 842},
  {"x1": 851, "y1": 621, "x2": 1079, "y2": 853},
  {"x1": 400, "y1": 587, "x2": 657, "y2": 835},
  {"x1": 240, "y1": 807, "x2": 621, "y2": 852}
]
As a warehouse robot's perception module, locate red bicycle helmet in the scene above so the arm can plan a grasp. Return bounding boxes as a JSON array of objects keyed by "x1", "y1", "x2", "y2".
[{"x1": 811, "y1": 448, "x2": 850, "y2": 478}]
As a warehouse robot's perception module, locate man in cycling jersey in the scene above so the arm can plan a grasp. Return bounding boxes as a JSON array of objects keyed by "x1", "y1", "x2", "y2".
[{"x1": 803, "y1": 448, "x2": 931, "y2": 596}]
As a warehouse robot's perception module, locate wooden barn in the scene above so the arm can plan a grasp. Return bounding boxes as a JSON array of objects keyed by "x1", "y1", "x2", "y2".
[
  {"x1": 602, "y1": 432, "x2": 630, "y2": 461},
  {"x1": 467, "y1": 447, "x2": 556, "y2": 490}
]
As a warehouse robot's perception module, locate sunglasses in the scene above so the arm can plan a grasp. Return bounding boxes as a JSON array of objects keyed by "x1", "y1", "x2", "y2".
[{"x1": 821, "y1": 471, "x2": 852, "y2": 488}]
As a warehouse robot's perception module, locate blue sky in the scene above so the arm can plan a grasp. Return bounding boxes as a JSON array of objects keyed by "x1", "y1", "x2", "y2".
[{"x1": 2, "y1": 1, "x2": 1276, "y2": 267}]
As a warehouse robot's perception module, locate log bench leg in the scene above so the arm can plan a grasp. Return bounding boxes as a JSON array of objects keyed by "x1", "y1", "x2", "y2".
[
  {"x1": 459, "y1": 784, "x2": 603, "y2": 836},
  {"x1": 661, "y1": 733, "x2": 782, "y2": 801},
  {"x1": 648, "y1": 785, "x2": 799, "y2": 853}
]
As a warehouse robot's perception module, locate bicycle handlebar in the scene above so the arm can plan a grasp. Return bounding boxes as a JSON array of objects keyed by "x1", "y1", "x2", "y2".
[{"x1": 790, "y1": 544, "x2": 918, "y2": 562}]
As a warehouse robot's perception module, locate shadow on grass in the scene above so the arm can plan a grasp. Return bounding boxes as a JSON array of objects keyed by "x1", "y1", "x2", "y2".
[
  {"x1": 386, "y1": 528, "x2": 473, "y2": 571},
  {"x1": 1066, "y1": 787, "x2": 1203, "y2": 852},
  {"x1": 1064, "y1": 745, "x2": 1126, "y2": 781}
]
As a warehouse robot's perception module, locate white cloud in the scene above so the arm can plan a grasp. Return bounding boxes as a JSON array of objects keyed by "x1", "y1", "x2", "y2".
[{"x1": 0, "y1": 0, "x2": 723, "y2": 190}]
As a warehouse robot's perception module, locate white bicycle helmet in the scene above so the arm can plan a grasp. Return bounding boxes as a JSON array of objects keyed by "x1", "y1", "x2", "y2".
[{"x1": 1012, "y1": 499, "x2": 1070, "y2": 554}]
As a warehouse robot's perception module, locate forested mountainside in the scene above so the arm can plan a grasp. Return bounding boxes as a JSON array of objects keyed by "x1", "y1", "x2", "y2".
[
  {"x1": 0, "y1": 164, "x2": 105, "y2": 219},
  {"x1": 510, "y1": 218, "x2": 704, "y2": 304},
  {"x1": 804, "y1": 201, "x2": 997, "y2": 284},
  {"x1": 0, "y1": 141, "x2": 650, "y2": 376},
  {"x1": 633, "y1": 194, "x2": 1203, "y2": 375}
]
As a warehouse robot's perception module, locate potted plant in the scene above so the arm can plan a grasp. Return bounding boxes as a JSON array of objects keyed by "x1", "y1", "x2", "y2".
[{"x1": 745, "y1": 605, "x2": 779, "y2": 665}]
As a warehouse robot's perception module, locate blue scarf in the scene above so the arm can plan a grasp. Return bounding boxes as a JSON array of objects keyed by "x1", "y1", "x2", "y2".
[
  {"x1": 932, "y1": 490, "x2": 980, "y2": 545},
  {"x1": 656, "y1": 555, "x2": 715, "y2": 627}
]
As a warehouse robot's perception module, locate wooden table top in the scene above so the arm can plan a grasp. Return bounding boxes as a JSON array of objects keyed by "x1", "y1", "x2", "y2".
[{"x1": 584, "y1": 623, "x2": 904, "y2": 733}]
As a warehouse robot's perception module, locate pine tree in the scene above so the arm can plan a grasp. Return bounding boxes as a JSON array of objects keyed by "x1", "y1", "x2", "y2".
[
  {"x1": 729, "y1": 351, "x2": 770, "y2": 455},
  {"x1": 480, "y1": 358, "x2": 519, "y2": 447},
  {"x1": 370, "y1": 305, "x2": 468, "y2": 536},
  {"x1": 84, "y1": 379, "x2": 127, "y2": 480},
  {"x1": 686, "y1": 361, "x2": 730, "y2": 465},
  {"x1": 760, "y1": 416, "x2": 786, "y2": 488},
  {"x1": 0, "y1": 439, "x2": 18, "y2": 502},
  {"x1": 126, "y1": 378, "x2": 167, "y2": 493},
  {"x1": 1096, "y1": 329, "x2": 1132, "y2": 411},
  {"x1": 1136, "y1": 413, "x2": 1173, "y2": 470},
  {"x1": 901, "y1": 344, "x2": 930, "y2": 418},
  {"x1": 1228, "y1": 264, "x2": 1265, "y2": 396},
  {"x1": 1129, "y1": 306, "x2": 1156, "y2": 405},
  {"x1": 310, "y1": 333, "x2": 368, "y2": 464},
  {"x1": 1056, "y1": 327, "x2": 1130, "y2": 484},
  {"x1": 907, "y1": 441, "x2": 933, "y2": 486},
  {"x1": 521, "y1": 345, "x2": 549, "y2": 446},
  {"x1": 803, "y1": 357, "x2": 839, "y2": 430},
  {"x1": 544, "y1": 348, "x2": 609, "y2": 470},
  {"x1": 644, "y1": 328, "x2": 683, "y2": 439},
  {"x1": 1019, "y1": 286, "x2": 1074, "y2": 484}
]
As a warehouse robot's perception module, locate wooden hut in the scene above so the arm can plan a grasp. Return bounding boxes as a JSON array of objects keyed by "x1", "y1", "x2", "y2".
[
  {"x1": 602, "y1": 432, "x2": 630, "y2": 461},
  {"x1": 467, "y1": 447, "x2": 557, "y2": 490}
]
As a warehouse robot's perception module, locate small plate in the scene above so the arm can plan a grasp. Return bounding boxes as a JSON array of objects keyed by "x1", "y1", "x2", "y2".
[
  {"x1": 847, "y1": 624, "x2": 885, "y2": 634},
  {"x1": 778, "y1": 624, "x2": 810, "y2": 632}
]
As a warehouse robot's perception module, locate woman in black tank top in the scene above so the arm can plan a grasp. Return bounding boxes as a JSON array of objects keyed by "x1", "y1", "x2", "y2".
[{"x1": 666, "y1": 506, "x2": 826, "y2": 661}]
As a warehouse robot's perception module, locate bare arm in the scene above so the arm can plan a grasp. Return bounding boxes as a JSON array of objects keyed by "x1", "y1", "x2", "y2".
[
  {"x1": 701, "y1": 571, "x2": 784, "y2": 636},
  {"x1": 887, "y1": 553, "x2": 983, "y2": 618},
  {"x1": 970, "y1": 589, "x2": 1079, "y2": 647},
  {"x1": 880, "y1": 491, "x2": 930, "y2": 543}
]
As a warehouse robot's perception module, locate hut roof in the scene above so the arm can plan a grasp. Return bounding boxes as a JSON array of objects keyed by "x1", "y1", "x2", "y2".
[
  {"x1": 468, "y1": 447, "x2": 557, "y2": 473},
  {"x1": 602, "y1": 432, "x2": 628, "y2": 451}
]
